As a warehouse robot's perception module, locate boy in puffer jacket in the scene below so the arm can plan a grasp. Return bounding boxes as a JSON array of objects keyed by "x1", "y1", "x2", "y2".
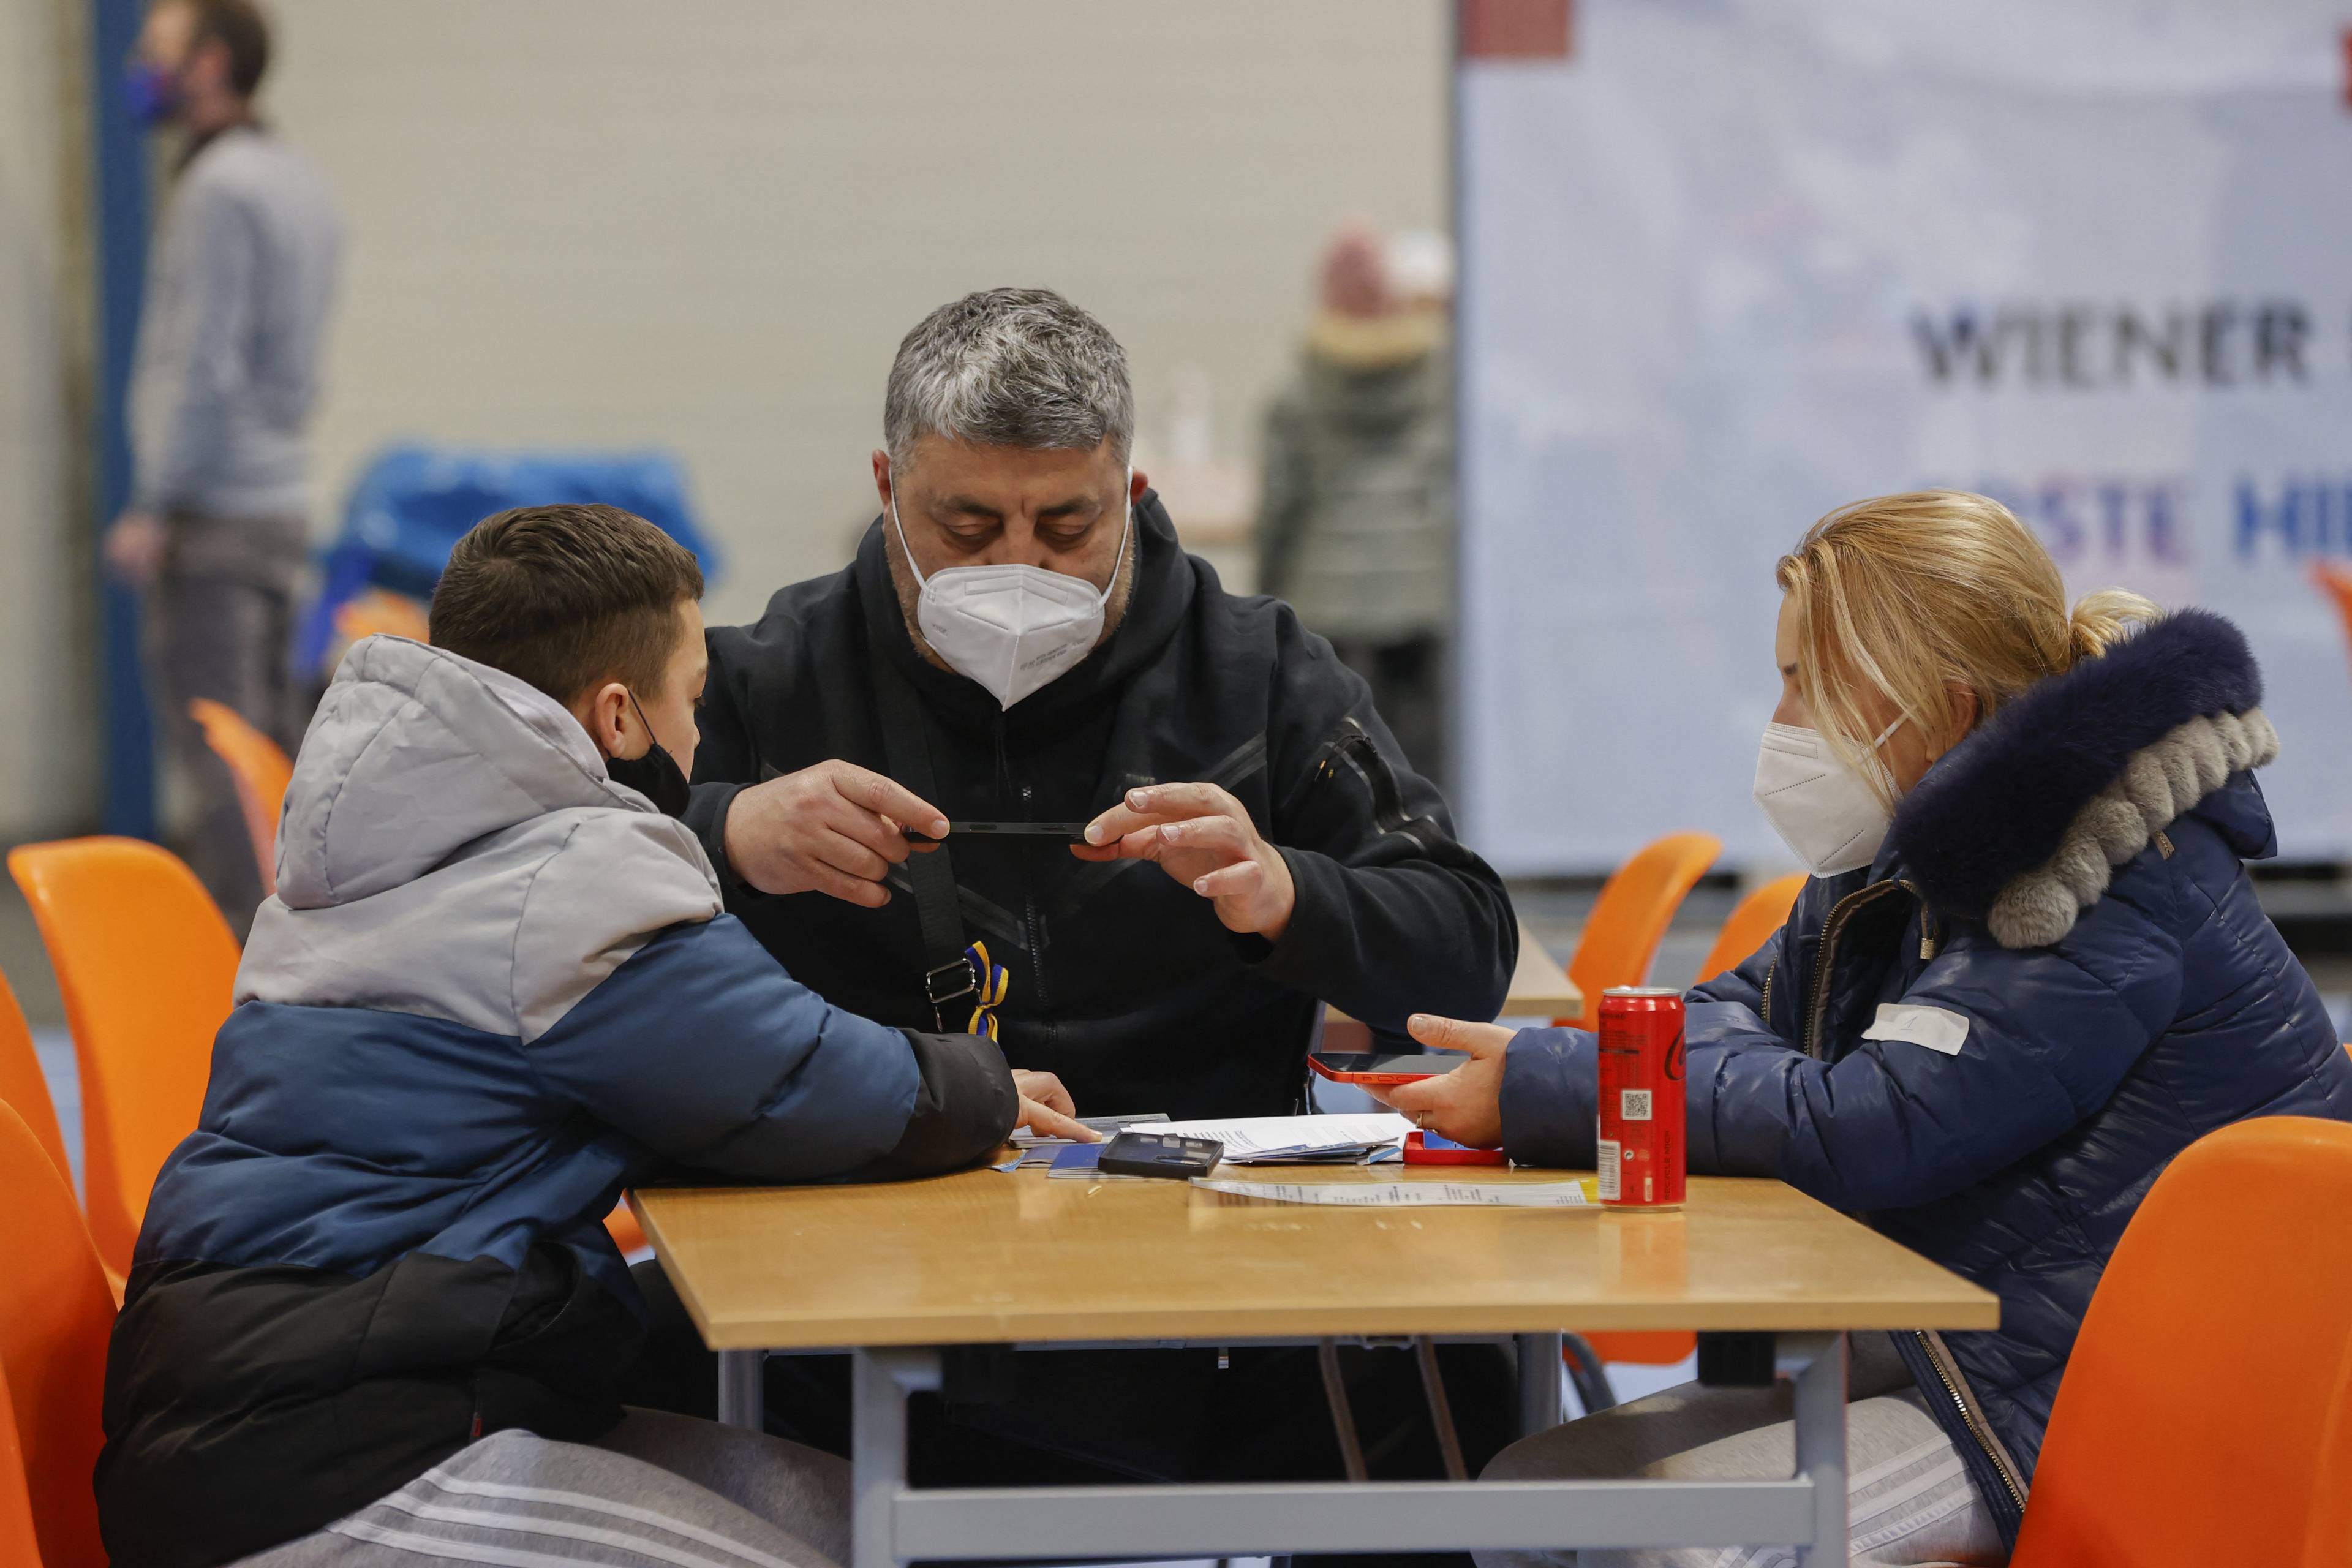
[{"x1": 97, "y1": 504, "x2": 1044, "y2": 1568}]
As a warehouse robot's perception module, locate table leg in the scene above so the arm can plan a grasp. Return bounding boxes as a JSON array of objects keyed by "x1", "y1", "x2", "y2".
[
  {"x1": 853, "y1": 1348, "x2": 942, "y2": 1568},
  {"x1": 1784, "y1": 1332, "x2": 1848, "y2": 1565},
  {"x1": 717, "y1": 1349, "x2": 764, "y2": 1431},
  {"x1": 1515, "y1": 1330, "x2": 1565, "y2": 1437}
]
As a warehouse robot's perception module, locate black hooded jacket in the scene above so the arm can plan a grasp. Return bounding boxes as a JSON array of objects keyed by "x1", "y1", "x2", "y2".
[{"x1": 684, "y1": 494, "x2": 1516, "y2": 1118}]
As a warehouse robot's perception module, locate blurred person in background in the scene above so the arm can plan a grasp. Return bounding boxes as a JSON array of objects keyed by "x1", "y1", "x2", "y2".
[
  {"x1": 104, "y1": 0, "x2": 342, "y2": 937},
  {"x1": 1257, "y1": 223, "x2": 1457, "y2": 786}
]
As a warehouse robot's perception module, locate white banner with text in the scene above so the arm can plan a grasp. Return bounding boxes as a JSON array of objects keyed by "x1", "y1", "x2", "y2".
[{"x1": 1459, "y1": 0, "x2": 2352, "y2": 871}]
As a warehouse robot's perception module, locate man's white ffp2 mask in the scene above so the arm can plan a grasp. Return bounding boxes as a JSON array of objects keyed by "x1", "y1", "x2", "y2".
[
  {"x1": 889, "y1": 470, "x2": 1133, "y2": 710},
  {"x1": 1752, "y1": 717, "x2": 1904, "y2": 876}
]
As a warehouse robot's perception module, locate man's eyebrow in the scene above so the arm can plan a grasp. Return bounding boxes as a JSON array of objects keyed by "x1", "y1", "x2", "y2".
[{"x1": 935, "y1": 494, "x2": 1006, "y2": 519}]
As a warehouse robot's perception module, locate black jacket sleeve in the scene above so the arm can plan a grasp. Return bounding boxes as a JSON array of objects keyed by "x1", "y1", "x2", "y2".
[
  {"x1": 684, "y1": 627, "x2": 771, "y2": 911},
  {"x1": 843, "y1": 1030, "x2": 1020, "y2": 1181},
  {"x1": 1247, "y1": 614, "x2": 1518, "y2": 1031}
]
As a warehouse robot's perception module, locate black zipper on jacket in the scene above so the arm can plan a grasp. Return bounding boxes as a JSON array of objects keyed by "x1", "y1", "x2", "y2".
[
  {"x1": 1913, "y1": 1329, "x2": 2029, "y2": 1515},
  {"x1": 1786, "y1": 880, "x2": 2022, "y2": 1517},
  {"x1": 1801, "y1": 880, "x2": 1911, "y2": 1058}
]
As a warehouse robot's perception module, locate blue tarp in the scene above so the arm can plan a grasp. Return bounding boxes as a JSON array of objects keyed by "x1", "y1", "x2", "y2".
[{"x1": 296, "y1": 445, "x2": 720, "y2": 675}]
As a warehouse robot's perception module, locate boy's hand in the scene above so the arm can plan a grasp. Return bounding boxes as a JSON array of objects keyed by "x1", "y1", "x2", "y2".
[
  {"x1": 723, "y1": 760, "x2": 949, "y2": 905},
  {"x1": 1012, "y1": 1069, "x2": 1097, "y2": 1142},
  {"x1": 1371, "y1": 1015, "x2": 1513, "y2": 1150}
]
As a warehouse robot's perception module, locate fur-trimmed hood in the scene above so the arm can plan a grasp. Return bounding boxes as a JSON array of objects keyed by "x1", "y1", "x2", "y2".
[{"x1": 1891, "y1": 609, "x2": 2278, "y2": 948}]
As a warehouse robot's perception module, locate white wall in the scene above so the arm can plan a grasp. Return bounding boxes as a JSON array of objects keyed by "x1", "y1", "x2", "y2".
[
  {"x1": 0, "y1": 0, "x2": 91, "y2": 840},
  {"x1": 265, "y1": 0, "x2": 1450, "y2": 624}
]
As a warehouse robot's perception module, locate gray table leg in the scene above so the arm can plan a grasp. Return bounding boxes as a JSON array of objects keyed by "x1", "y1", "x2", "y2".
[
  {"x1": 717, "y1": 1349, "x2": 764, "y2": 1431},
  {"x1": 1784, "y1": 1332, "x2": 1848, "y2": 1565},
  {"x1": 1515, "y1": 1330, "x2": 1565, "y2": 1437},
  {"x1": 854, "y1": 1348, "x2": 943, "y2": 1568}
]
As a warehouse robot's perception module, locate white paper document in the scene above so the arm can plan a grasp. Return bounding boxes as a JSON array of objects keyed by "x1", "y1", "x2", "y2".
[
  {"x1": 1151, "y1": 1112, "x2": 1415, "y2": 1164},
  {"x1": 1191, "y1": 1177, "x2": 1600, "y2": 1207}
]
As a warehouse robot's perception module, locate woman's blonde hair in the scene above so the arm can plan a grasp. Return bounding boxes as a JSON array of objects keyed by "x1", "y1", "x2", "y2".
[{"x1": 1775, "y1": 491, "x2": 2158, "y2": 807}]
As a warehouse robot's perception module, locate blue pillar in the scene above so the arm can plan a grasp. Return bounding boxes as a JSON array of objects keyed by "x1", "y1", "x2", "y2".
[{"x1": 90, "y1": 0, "x2": 156, "y2": 837}]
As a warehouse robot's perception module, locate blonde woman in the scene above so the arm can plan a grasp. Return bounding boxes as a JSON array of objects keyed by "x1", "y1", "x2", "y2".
[{"x1": 1386, "y1": 492, "x2": 2352, "y2": 1565}]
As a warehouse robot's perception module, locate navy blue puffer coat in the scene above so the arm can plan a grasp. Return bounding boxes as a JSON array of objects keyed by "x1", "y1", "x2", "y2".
[{"x1": 1499, "y1": 611, "x2": 2352, "y2": 1545}]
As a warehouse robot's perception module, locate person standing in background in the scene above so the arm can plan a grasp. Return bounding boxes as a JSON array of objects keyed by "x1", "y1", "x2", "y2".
[
  {"x1": 104, "y1": 0, "x2": 342, "y2": 936},
  {"x1": 1257, "y1": 224, "x2": 1457, "y2": 787}
]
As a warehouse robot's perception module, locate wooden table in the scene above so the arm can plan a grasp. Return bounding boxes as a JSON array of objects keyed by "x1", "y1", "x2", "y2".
[
  {"x1": 635, "y1": 1161, "x2": 1993, "y2": 1566},
  {"x1": 1506, "y1": 920, "x2": 1583, "y2": 1018}
]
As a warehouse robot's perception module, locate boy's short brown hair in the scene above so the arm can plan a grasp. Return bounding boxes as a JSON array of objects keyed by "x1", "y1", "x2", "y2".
[{"x1": 429, "y1": 504, "x2": 704, "y2": 707}]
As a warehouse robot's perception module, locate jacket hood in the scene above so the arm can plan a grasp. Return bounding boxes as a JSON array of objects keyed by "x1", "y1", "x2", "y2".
[
  {"x1": 853, "y1": 488, "x2": 1196, "y2": 740},
  {"x1": 276, "y1": 636, "x2": 660, "y2": 908},
  {"x1": 1892, "y1": 609, "x2": 2278, "y2": 946}
]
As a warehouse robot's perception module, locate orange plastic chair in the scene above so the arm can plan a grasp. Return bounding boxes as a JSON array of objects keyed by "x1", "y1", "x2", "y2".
[
  {"x1": 1559, "y1": 832, "x2": 1722, "y2": 1028},
  {"x1": 188, "y1": 698, "x2": 295, "y2": 897},
  {"x1": 0, "y1": 1101, "x2": 115, "y2": 1568},
  {"x1": 1694, "y1": 873, "x2": 1808, "y2": 986},
  {"x1": 2012, "y1": 1115, "x2": 2352, "y2": 1567},
  {"x1": 2312, "y1": 560, "x2": 2352, "y2": 664},
  {"x1": 7, "y1": 839, "x2": 238, "y2": 1278},
  {"x1": 0, "y1": 969, "x2": 70, "y2": 1185}
]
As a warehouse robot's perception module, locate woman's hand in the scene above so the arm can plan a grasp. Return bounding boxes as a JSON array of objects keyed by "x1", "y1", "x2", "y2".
[
  {"x1": 1012, "y1": 1069, "x2": 1099, "y2": 1142},
  {"x1": 1373, "y1": 1014, "x2": 1514, "y2": 1149}
]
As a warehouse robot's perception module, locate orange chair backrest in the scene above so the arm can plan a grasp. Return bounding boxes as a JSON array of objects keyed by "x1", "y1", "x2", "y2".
[
  {"x1": 1562, "y1": 832, "x2": 1721, "y2": 1027},
  {"x1": 187, "y1": 698, "x2": 294, "y2": 897},
  {"x1": 7, "y1": 839, "x2": 237, "y2": 1278},
  {"x1": 2011, "y1": 1115, "x2": 2352, "y2": 1568},
  {"x1": 2312, "y1": 560, "x2": 2352, "y2": 660},
  {"x1": 0, "y1": 1101, "x2": 115, "y2": 1568},
  {"x1": 0, "y1": 968, "x2": 70, "y2": 1185},
  {"x1": 1694, "y1": 873, "x2": 1808, "y2": 986}
]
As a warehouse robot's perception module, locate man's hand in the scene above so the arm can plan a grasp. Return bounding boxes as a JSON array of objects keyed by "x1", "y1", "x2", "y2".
[
  {"x1": 722, "y1": 760, "x2": 949, "y2": 905},
  {"x1": 1012, "y1": 1068, "x2": 1098, "y2": 1142},
  {"x1": 1372, "y1": 1014, "x2": 1513, "y2": 1150},
  {"x1": 1073, "y1": 782, "x2": 1297, "y2": 940},
  {"x1": 104, "y1": 511, "x2": 168, "y2": 587}
]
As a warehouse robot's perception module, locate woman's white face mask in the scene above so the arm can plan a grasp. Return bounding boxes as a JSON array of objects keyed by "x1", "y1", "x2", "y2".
[
  {"x1": 889, "y1": 470, "x2": 1133, "y2": 710},
  {"x1": 1752, "y1": 715, "x2": 1905, "y2": 876}
]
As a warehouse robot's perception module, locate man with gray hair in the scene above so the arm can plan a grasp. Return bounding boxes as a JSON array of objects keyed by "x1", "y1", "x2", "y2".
[
  {"x1": 688, "y1": 287, "x2": 1513, "y2": 1121},
  {"x1": 663, "y1": 289, "x2": 1519, "y2": 1505}
]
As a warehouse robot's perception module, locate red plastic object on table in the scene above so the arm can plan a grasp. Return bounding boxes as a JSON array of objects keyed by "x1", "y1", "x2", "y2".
[{"x1": 1403, "y1": 1130, "x2": 1508, "y2": 1166}]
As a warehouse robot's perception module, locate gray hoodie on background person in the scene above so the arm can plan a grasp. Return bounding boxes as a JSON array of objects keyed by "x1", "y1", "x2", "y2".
[{"x1": 130, "y1": 123, "x2": 342, "y2": 537}]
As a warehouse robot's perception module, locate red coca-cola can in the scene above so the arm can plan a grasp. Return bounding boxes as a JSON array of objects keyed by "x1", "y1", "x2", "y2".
[{"x1": 1596, "y1": 986, "x2": 1686, "y2": 1209}]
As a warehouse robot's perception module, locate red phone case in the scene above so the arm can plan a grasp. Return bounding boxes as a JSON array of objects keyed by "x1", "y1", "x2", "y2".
[
  {"x1": 1403, "y1": 1130, "x2": 1507, "y2": 1165},
  {"x1": 1307, "y1": 1055, "x2": 1445, "y2": 1087}
]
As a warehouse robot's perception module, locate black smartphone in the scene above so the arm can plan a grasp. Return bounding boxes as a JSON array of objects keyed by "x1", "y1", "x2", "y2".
[
  {"x1": 1096, "y1": 1129, "x2": 1226, "y2": 1180},
  {"x1": 902, "y1": 821, "x2": 1091, "y2": 842}
]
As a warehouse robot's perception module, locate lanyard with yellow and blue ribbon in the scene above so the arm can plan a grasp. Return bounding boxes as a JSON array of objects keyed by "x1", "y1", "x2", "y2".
[{"x1": 962, "y1": 941, "x2": 1009, "y2": 1040}]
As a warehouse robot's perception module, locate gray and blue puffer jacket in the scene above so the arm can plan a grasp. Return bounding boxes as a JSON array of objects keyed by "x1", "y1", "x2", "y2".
[
  {"x1": 97, "y1": 636, "x2": 1017, "y2": 1568},
  {"x1": 1500, "y1": 611, "x2": 2352, "y2": 1546}
]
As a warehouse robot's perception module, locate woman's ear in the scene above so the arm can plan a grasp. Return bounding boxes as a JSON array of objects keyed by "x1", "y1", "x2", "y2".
[{"x1": 1940, "y1": 682, "x2": 1981, "y2": 756}]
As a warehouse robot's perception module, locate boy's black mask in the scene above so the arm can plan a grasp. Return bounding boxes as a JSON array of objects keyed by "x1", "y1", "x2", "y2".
[{"x1": 606, "y1": 692, "x2": 691, "y2": 818}]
